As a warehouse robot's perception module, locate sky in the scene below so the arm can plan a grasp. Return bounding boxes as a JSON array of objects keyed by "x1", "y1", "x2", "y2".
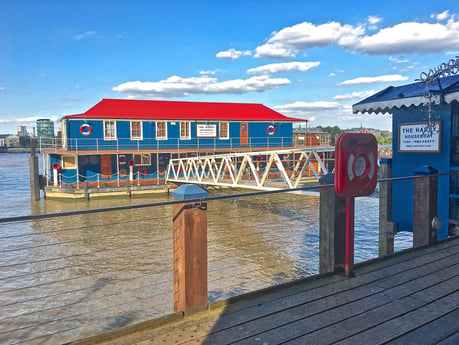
[{"x1": 1, "y1": 0, "x2": 459, "y2": 134}]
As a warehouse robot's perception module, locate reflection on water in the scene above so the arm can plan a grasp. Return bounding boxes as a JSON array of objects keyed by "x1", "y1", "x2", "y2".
[{"x1": 0, "y1": 153, "x2": 412, "y2": 344}]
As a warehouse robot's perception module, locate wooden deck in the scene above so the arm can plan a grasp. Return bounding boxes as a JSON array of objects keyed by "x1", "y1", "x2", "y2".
[{"x1": 74, "y1": 236, "x2": 459, "y2": 345}]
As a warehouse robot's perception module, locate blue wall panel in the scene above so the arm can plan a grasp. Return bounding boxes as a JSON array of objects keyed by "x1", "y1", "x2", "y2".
[{"x1": 391, "y1": 104, "x2": 451, "y2": 238}]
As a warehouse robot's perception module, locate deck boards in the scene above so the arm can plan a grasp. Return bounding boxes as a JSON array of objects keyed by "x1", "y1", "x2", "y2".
[{"x1": 80, "y1": 236, "x2": 459, "y2": 345}]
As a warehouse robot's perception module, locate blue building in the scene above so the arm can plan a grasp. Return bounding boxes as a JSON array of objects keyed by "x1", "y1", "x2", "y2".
[
  {"x1": 353, "y1": 74, "x2": 459, "y2": 239},
  {"x1": 41, "y1": 99, "x2": 306, "y2": 187}
]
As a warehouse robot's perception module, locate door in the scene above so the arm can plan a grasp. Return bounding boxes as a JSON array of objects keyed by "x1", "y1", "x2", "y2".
[
  {"x1": 100, "y1": 155, "x2": 112, "y2": 178},
  {"x1": 240, "y1": 123, "x2": 248, "y2": 145}
]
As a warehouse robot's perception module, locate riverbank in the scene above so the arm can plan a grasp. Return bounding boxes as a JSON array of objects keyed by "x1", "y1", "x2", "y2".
[{"x1": 0, "y1": 147, "x2": 31, "y2": 153}]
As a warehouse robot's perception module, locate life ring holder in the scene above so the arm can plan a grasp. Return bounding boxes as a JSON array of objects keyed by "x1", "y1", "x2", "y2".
[
  {"x1": 80, "y1": 123, "x2": 92, "y2": 135},
  {"x1": 119, "y1": 155, "x2": 127, "y2": 164},
  {"x1": 267, "y1": 125, "x2": 275, "y2": 136}
]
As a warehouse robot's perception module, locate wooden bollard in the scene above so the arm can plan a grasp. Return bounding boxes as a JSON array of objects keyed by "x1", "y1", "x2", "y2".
[
  {"x1": 413, "y1": 166, "x2": 439, "y2": 247},
  {"x1": 319, "y1": 173, "x2": 346, "y2": 274},
  {"x1": 379, "y1": 158, "x2": 397, "y2": 256},
  {"x1": 172, "y1": 185, "x2": 208, "y2": 314}
]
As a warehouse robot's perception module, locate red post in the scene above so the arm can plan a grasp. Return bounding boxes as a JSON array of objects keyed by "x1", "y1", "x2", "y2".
[{"x1": 344, "y1": 197, "x2": 355, "y2": 277}]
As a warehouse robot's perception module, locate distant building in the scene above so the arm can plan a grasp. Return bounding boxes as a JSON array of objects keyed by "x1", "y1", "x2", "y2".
[
  {"x1": 36, "y1": 119, "x2": 54, "y2": 138},
  {"x1": 16, "y1": 125, "x2": 28, "y2": 137}
]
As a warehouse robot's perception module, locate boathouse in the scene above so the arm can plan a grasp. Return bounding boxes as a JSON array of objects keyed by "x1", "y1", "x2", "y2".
[
  {"x1": 40, "y1": 99, "x2": 306, "y2": 188},
  {"x1": 353, "y1": 73, "x2": 459, "y2": 239}
]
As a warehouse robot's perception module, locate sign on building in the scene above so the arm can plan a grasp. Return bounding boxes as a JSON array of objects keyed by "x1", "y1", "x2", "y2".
[
  {"x1": 398, "y1": 122, "x2": 441, "y2": 153},
  {"x1": 197, "y1": 124, "x2": 217, "y2": 138}
]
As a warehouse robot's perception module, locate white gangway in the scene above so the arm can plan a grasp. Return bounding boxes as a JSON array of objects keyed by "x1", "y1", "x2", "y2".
[{"x1": 166, "y1": 147, "x2": 336, "y2": 191}]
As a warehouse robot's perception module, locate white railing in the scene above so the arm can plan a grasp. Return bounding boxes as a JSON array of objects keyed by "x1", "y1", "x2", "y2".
[{"x1": 38, "y1": 136, "x2": 322, "y2": 153}]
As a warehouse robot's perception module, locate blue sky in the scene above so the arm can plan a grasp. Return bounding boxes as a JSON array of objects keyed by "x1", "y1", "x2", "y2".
[{"x1": 1, "y1": 0, "x2": 459, "y2": 134}]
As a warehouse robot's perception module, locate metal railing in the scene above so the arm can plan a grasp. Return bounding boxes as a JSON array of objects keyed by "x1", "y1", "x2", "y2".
[{"x1": 2, "y1": 172, "x2": 442, "y2": 344}]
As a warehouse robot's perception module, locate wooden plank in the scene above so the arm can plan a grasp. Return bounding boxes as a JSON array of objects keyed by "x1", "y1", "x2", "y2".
[
  {"x1": 229, "y1": 266, "x2": 459, "y2": 344},
  {"x1": 389, "y1": 308, "x2": 459, "y2": 345}
]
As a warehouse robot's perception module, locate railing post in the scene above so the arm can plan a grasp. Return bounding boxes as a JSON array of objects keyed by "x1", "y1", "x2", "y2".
[
  {"x1": 379, "y1": 158, "x2": 397, "y2": 256},
  {"x1": 319, "y1": 173, "x2": 346, "y2": 274},
  {"x1": 172, "y1": 185, "x2": 208, "y2": 314},
  {"x1": 413, "y1": 166, "x2": 439, "y2": 247}
]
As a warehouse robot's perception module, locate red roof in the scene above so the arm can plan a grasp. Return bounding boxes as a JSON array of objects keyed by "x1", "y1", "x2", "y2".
[{"x1": 64, "y1": 99, "x2": 306, "y2": 122}]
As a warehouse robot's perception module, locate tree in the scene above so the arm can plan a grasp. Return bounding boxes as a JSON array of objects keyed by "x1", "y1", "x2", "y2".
[
  {"x1": 19, "y1": 136, "x2": 31, "y2": 148},
  {"x1": 316, "y1": 126, "x2": 343, "y2": 145}
]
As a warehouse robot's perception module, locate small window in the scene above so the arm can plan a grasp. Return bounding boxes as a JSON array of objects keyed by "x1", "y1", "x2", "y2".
[
  {"x1": 62, "y1": 155, "x2": 77, "y2": 169},
  {"x1": 131, "y1": 121, "x2": 143, "y2": 140},
  {"x1": 104, "y1": 120, "x2": 117, "y2": 140},
  {"x1": 220, "y1": 122, "x2": 229, "y2": 139},
  {"x1": 133, "y1": 153, "x2": 151, "y2": 166},
  {"x1": 156, "y1": 121, "x2": 167, "y2": 140},
  {"x1": 180, "y1": 122, "x2": 191, "y2": 140}
]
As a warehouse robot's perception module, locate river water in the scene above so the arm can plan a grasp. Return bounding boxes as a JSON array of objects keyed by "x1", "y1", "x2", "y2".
[{"x1": 0, "y1": 153, "x2": 412, "y2": 344}]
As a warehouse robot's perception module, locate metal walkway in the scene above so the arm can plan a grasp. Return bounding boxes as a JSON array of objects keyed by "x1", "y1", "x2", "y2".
[
  {"x1": 166, "y1": 145, "x2": 391, "y2": 191},
  {"x1": 166, "y1": 146, "x2": 335, "y2": 191}
]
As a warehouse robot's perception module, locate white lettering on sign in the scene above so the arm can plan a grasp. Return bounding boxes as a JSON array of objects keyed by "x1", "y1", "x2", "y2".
[
  {"x1": 398, "y1": 122, "x2": 441, "y2": 152},
  {"x1": 197, "y1": 124, "x2": 217, "y2": 137}
]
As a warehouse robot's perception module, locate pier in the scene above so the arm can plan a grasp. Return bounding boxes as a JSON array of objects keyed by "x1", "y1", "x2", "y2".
[
  {"x1": 1, "y1": 165, "x2": 455, "y2": 344},
  {"x1": 72, "y1": 235, "x2": 459, "y2": 345}
]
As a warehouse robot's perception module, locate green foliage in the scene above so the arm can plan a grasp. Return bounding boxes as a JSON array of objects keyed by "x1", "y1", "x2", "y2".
[{"x1": 315, "y1": 126, "x2": 343, "y2": 145}]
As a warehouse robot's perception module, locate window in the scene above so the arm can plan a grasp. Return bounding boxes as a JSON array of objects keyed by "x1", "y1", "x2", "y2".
[
  {"x1": 62, "y1": 155, "x2": 77, "y2": 169},
  {"x1": 133, "y1": 153, "x2": 151, "y2": 166},
  {"x1": 180, "y1": 122, "x2": 191, "y2": 140},
  {"x1": 131, "y1": 121, "x2": 143, "y2": 140},
  {"x1": 156, "y1": 121, "x2": 167, "y2": 140},
  {"x1": 104, "y1": 120, "x2": 117, "y2": 140},
  {"x1": 219, "y1": 122, "x2": 229, "y2": 139}
]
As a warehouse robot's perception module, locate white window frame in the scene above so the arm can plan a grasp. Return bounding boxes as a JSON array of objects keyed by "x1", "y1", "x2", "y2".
[
  {"x1": 104, "y1": 120, "x2": 117, "y2": 140},
  {"x1": 130, "y1": 121, "x2": 143, "y2": 140},
  {"x1": 180, "y1": 122, "x2": 191, "y2": 140},
  {"x1": 156, "y1": 121, "x2": 168, "y2": 140},
  {"x1": 219, "y1": 122, "x2": 229, "y2": 139},
  {"x1": 61, "y1": 155, "x2": 77, "y2": 170},
  {"x1": 132, "y1": 153, "x2": 151, "y2": 166}
]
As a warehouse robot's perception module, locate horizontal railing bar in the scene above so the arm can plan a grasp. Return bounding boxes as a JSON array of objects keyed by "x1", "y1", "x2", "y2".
[{"x1": 1, "y1": 171, "x2": 453, "y2": 224}]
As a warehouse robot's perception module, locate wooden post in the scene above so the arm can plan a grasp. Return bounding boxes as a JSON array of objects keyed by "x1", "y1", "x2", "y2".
[
  {"x1": 84, "y1": 180, "x2": 89, "y2": 200},
  {"x1": 379, "y1": 158, "x2": 397, "y2": 256},
  {"x1": 413, "y1": 166, "x2": 438, "y2": 247},
  {"x1": 29, "y1": 138, "x2": 40, "y2": 201},
  {"x1": 319, "y1": 174, "x2": 346, "y2": 274},
  {"x1": 172, "y1": 185, "x2": 208, "y2": 314}
]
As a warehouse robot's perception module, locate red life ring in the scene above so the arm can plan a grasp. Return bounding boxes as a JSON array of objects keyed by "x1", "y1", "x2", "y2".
[
  {"x1": 80, "y1": 124, "x2": 92, "y2": 135},
  {"x1": 267, "y1": 125, "x2": 275, "y2": 135},
  {"x1": 119, "y1": 155, "x2": 127, "y2": 164},
  {"x1": 53, "y1": 163, "x2": 60, "y2": 170}
]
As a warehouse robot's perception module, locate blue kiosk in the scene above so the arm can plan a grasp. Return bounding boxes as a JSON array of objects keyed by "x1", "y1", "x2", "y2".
[{"x1": 353, "y1": 65, "x2": 459, "y2": 239}]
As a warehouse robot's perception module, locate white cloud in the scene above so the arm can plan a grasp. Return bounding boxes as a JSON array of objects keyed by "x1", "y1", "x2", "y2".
[
  {"x1": 254, "y1": 21, "x2": 364, "y2": 58},
  {"x1": 216, "y1": 48, "x2": 252, "y2": 60},
  {"x1": 112, "y1": 75, "x2": 291, "y2": 98},
  {"x1": 389, "y1": 56, "x2": 409, "y2": 63},
  {"x1": 367, "y1": 15, "x2": 382, "y2": 25},
  {"x1": 433, "y1": 10, "x2": 451, "y2": 21},
  {"x1": 338, "y1": 74, "x2": 408, "y2": 85},
  {"x1": 0, "y1": 87, "x2": 5, "y2": 91},
  {"x1": 253, "y1": 17, "x2": 459, "y2": 58},
  {"x1": 347, "y1": 20, "x2": 459, "y2": 55},
  {"x1": 333, "y1": 90, "x2": 375, "y2": 101},
  {"x1": 274, "y1": 101, "x2": 342, "y2": 113},
  {"x1": 247, "y1": 61, "x2": 320, "y2": 74},
  {"x1": 74, "y1": 31, "x2": 97, "y2": 40}
]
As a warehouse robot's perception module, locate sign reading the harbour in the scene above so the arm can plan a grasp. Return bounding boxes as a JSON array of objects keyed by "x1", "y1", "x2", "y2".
[
  {"x1": 197, "y1": 124, "x2": 217, "y2": 137},
  {"x1": 398, "y1": 122, "x2": 441, "y2": 152}
]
